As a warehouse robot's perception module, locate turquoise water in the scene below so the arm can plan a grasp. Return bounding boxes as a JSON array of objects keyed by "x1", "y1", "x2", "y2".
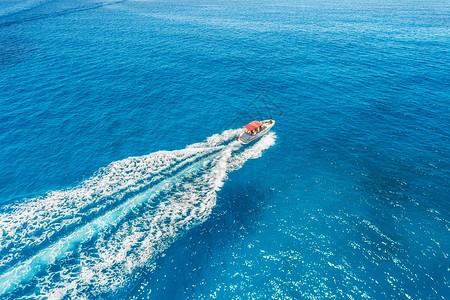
[{"x1": 0, "y1": 0, "x2": 449, "y2": 299}]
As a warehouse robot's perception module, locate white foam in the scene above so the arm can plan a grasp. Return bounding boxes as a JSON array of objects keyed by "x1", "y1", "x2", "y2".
[
  {"x1": 0, "y1": 129, "x2": 276, "y2": 299},
  {"x1": 227, "y1": 132, "x2": 277, "y2": 172}
]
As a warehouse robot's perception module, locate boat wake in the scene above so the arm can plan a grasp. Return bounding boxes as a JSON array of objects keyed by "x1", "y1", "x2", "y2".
[{"x1": 0, "y1": 129, "x2": 276, "y2": 299}]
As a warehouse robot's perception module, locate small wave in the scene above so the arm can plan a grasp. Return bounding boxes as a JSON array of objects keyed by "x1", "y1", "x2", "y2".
[
  {"x1": 0, "y1": 0, "x2": 47, "y2": 17},
  {"x1": 0, "y1": 129, "x2": 276, "y2": 299},
  {"x1": 0, "y1": 0, "x2": 127, "y2": 28}
]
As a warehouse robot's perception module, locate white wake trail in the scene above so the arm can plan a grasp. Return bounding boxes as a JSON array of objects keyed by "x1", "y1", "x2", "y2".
[{"x1": 0, "y1": 129, "x2": 276, "y2": 299}]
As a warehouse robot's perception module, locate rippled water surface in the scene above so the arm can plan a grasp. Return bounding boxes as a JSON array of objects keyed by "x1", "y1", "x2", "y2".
[{"x1": 0, "y1": 0, "x2": 449, "y2": 299}]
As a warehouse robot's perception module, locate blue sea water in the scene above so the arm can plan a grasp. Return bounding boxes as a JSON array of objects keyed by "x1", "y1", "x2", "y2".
[{"x1": 0, "y1": 0, "x2": 449, "y2": 298}]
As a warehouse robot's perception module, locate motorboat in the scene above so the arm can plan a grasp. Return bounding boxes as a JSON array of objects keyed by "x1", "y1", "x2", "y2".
[{"x1": 238, "y1": 119, "x2": 275, "y2": 144}]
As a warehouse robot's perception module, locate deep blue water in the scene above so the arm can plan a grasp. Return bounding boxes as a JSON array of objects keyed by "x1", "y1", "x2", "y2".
[{"x1": 0, "y1": 0, "x2": 449, "y2": 299}]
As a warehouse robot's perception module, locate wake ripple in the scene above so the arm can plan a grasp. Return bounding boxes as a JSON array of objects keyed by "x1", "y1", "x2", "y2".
[
  {"x1": 0, "y1": 0, "x2": 127, "y2": 28},
  {"x1": 0, "y1": 129, "x2": 276, "y2": 299}
]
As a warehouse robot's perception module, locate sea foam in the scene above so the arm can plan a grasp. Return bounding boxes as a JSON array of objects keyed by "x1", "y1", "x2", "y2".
[{"x1": 0, "y1": 129, "x2": 276, "y2": 299}]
